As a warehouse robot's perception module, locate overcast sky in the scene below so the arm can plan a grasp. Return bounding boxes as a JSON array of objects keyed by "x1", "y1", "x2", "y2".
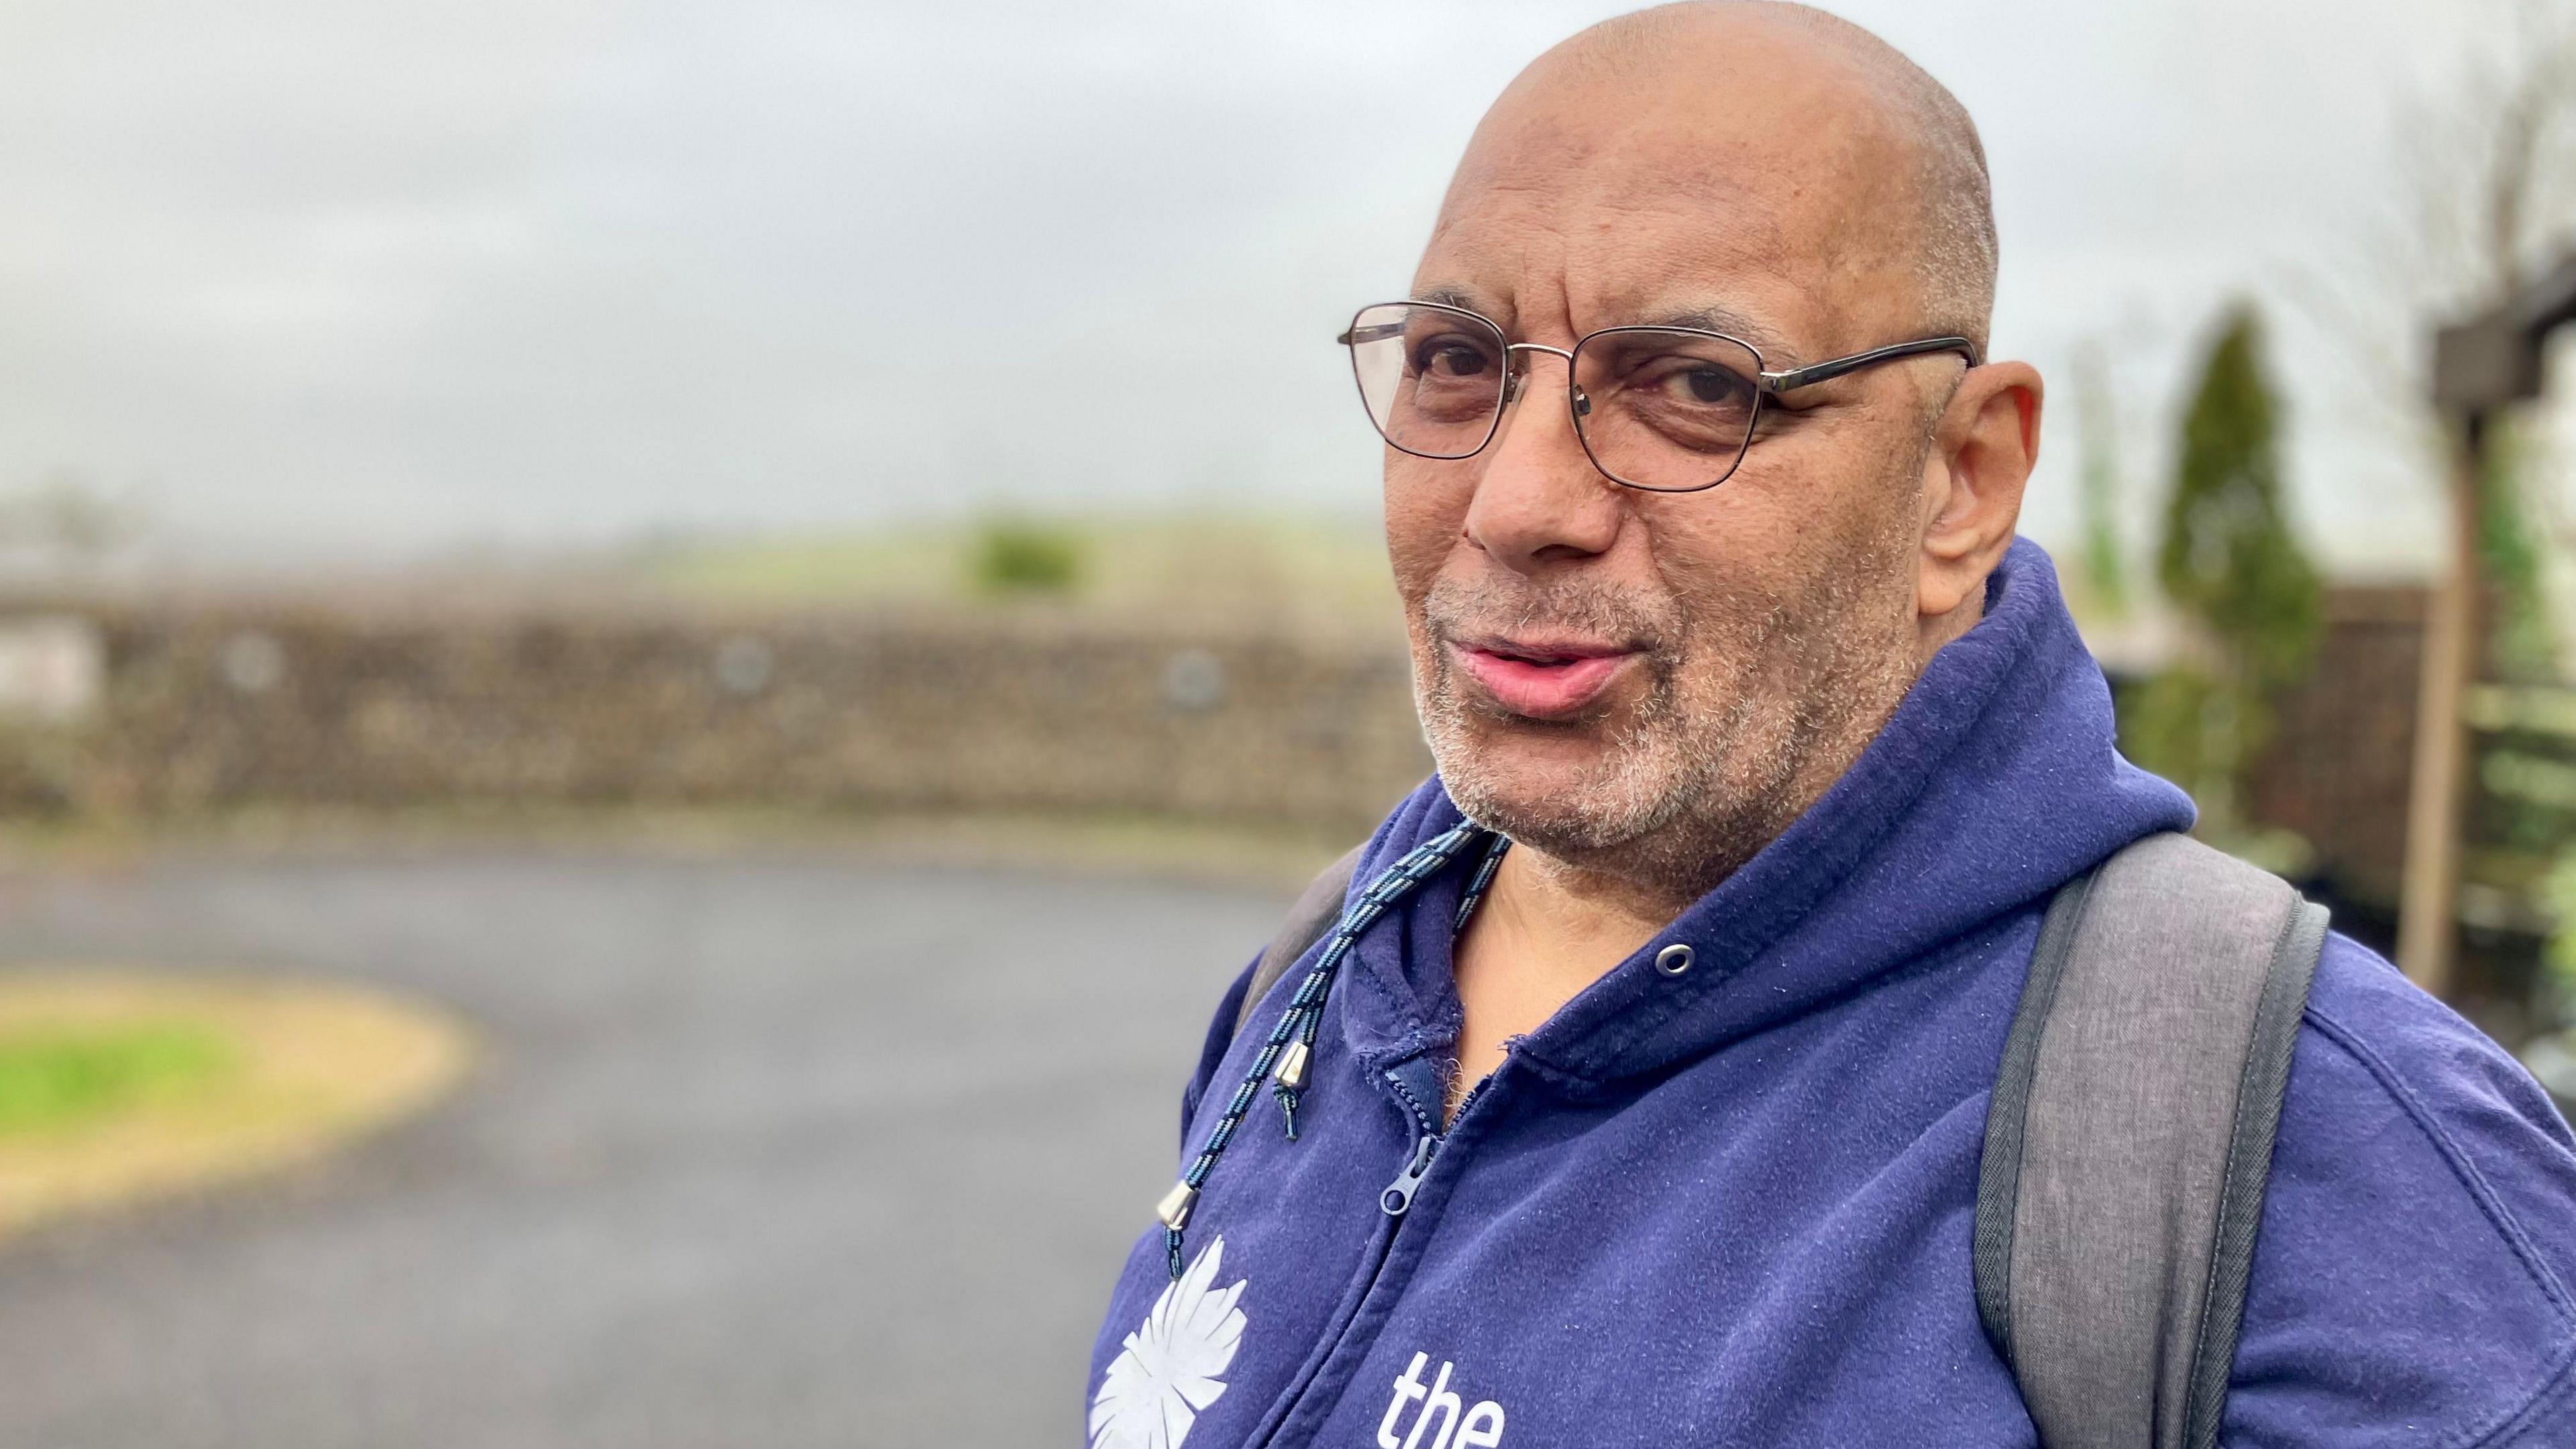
[{"x1": 0, "y1": 0, "x2": 2536, "y2": 573}]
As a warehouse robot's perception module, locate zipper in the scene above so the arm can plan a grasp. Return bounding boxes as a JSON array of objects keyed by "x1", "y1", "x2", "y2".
[
  {"x1": 1246, "y1": 1063, "x2": 1477, "y2": 1447},
  {"x1": 1379, "y1": 1072, "x2": 1493, "y2": 1217},
  {"x1": 1380, "y1": 1132, "x2": 1439, "y2": 1216}
]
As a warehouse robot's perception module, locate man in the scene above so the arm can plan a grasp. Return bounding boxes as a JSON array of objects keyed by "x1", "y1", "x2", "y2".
[{"x1": 1087, "y1": 5, "x2": 2576, "y2": 1446}]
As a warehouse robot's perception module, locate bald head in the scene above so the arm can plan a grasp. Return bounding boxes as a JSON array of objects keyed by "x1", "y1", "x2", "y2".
[
  {"x1": 1381, "y1": 0, "x2": 2044, "y2": 900},
  {"x1": 1442, "y1": 0, "x2": 1998, "y2": 352}
]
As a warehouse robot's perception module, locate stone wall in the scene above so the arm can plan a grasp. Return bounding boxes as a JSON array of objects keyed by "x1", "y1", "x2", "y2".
[
  {"x1": 0, "y1": 589, "x2": 2447, "y2": 913},
  {"x1": 0, "y1": 604, "x2": 1435, "y2": 835}
]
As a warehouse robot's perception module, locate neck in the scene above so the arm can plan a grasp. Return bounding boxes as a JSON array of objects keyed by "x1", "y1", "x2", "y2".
[
  {"x1": 1470, "y1": 842, "x2": 1685, "y2": 996},
  {"x1": 1443, "y1": 836, "x2": 1678, "y2": 1119},
  {"x1": 1505, "y1": 842, "x2": 1695, "y2": 937}
]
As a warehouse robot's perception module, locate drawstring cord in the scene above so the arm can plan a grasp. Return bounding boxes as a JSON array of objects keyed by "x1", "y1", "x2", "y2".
[
  {"x1": 1274, "y1": 830, "x2": 1508, "y2": 1140},
  {"x1": 1454, "y1": 830, "x2": 1513, "y2": 929},
  {"x1": 1156, "y1": 824, "x2": 1509, "y2": 1278}
]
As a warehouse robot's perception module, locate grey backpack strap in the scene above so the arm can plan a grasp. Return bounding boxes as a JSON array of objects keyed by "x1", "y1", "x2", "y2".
[
  {"x1": 1230, "y1": 844, "x2": 1364, "y2": 1040},
  {"x1": 1975, "y1": 832, "x2": 2330, "y2": 1449}
]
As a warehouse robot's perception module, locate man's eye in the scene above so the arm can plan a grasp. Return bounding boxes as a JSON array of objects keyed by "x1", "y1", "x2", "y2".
[
  {"x1": 1412, "y1": 338, "x2": 1495, "y2": 378},
  {"x1": 1669, "y1": 365, "x2": 1750, "y2": 404}
]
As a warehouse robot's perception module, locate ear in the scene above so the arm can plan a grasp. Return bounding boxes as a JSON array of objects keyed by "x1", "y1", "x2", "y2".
[{"x1": 1916, "y1": 360, "x2": 2042, "y2": 624}]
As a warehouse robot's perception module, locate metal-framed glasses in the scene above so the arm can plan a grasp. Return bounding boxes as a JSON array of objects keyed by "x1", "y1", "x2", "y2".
[{"x1": 1338, "y1": 301, "x2": 1980, "y2": 492}]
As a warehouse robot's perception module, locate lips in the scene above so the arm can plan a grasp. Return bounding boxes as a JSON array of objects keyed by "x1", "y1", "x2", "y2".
[{"x1": 1452, "y1": 637, "x2": 1638, "y2": 719}]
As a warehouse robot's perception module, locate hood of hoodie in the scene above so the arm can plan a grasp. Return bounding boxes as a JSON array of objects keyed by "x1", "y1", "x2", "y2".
[
  {"x1": 1092, "y1": 537, "x2": 2576, "y2": 1449},
  {"x1": 1088, "y1": 537, "x2": 2203, "y2": 1449},
  {"x1": 1334, "y1": 535, "x2": 2192, "y2": 1088}
]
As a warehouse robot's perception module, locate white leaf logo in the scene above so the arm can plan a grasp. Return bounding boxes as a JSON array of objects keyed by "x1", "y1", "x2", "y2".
[{"x1": 1089, "y1": 1236, "x2": 1249, "y2": 1449}]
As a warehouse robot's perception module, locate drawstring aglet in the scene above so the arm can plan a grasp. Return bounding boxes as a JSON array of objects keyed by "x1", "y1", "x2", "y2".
[
  {"x1": 1271, "y1": 1038, "x2": 1311, "y2": 1138},
  {"x1": 1274, "y1": 1039, "x2": 1311, "y2": 1089},
  {"x1": 1156, "y1": 1183, "x2": 1198, "y2": 1279}
]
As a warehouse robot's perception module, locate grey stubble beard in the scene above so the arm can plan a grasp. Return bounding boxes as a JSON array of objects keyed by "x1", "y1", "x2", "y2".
[{"x1": 1409, "y1": 517, "x2": 1921, "y2": 908}]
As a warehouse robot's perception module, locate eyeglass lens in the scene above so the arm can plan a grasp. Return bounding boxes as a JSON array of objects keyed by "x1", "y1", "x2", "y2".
[
  {"x1": 1345, "y1": 303, "x2": 1765, "y2": 492},
  {"x1": 1347, "y1": 303, "x2": 1509, "y2": 460}
]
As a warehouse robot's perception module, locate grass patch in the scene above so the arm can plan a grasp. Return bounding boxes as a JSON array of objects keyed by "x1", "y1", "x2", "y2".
[
  {"x1": 970, "y1": 517, "x2": 1086, "y2": 595},
  {"x1": 0, "y1": 974, "x2": 468, "y2": 1238},
  {"x1": 0, "y1": 1020, "x2": 236, "y2": 1136}
]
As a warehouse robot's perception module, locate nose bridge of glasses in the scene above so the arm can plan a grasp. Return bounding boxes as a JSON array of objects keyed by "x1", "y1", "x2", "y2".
[{"x1": 1500, "y1": 341, "x2": 1577, "y2": 409}]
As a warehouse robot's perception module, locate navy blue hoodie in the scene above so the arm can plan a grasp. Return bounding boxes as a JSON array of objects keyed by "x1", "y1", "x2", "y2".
[{"x1": 1087, "y1": 540, "x2": 2576, "y2": 1448}]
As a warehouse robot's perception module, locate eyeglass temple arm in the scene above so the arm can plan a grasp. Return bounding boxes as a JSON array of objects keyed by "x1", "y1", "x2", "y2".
[{"x1": 1762, "y1": 336, "x2": 1980, "y2": 394}]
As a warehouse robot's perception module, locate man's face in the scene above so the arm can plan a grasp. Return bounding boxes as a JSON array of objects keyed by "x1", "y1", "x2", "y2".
[{"x1": 1388, "y1": 40, "x2": 1955, "y2": 885}]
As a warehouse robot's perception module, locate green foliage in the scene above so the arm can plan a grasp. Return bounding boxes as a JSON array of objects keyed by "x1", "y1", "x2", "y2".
[
  {"x1": 2544, "y1": 851, "x2": 2576, "y2": 1012},
  {"x1": 2071, "y1": 341, "x2": 2131, "y2": 617},
  {"x1": 2079, "y1": 462, "x2": 2130, "y2": 616},
  {"x1": 969, "y1": 518, "x2": 1085, "y2": 596},
  {"x1": 0, "y1": 1020, "x2": 235, "y2": 1136},
  {"x1": 2119, "y1": 666, "x2": 2226, "y2": 806},
  {"x1": 2157, "y1": 307, "x2": 2321, "y2": 694},
  {"x1": 2135, "y1": 305, "x2": 2322, "y2": 835},
  {"x1": 2477, "y1": 419, "x2": 2561, "y2": 684}
]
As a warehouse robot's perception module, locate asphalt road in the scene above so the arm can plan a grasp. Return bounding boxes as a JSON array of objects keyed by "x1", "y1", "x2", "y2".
[{"x1": 0, "y1": 847, "x2": 1288, "y2": 1448}]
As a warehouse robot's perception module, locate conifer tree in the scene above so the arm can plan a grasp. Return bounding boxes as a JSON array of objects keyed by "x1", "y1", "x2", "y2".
[
  {"x1": 2160, "y1": 305, "x2": 2319, "y2": 690},
  {"x1": 2135, "y1": 304, "x2": 2321, "y2": 832}
]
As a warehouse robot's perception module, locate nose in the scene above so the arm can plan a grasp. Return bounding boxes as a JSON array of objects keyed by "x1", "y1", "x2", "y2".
[{"x1": 1464, "y1": 345, "x2": 1625, "y2": 574}]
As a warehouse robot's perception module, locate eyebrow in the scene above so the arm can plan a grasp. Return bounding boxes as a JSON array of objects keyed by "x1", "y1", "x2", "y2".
[{"x1": 1411, "y1": 285, "x2": 1485, "y2": 313}]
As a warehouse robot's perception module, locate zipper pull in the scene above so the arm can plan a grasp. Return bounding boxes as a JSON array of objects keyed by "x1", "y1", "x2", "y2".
[{"x1": 1380, "y1": 1133, "x2": 1439, "y2": 1216}]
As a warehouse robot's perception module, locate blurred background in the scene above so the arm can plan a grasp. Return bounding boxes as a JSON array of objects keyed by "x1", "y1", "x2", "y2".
[{"x1": 1, "y1": 0, "x2": 2573, "y2": 1443}]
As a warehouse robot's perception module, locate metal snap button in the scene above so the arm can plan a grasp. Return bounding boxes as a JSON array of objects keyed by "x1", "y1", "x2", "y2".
[{"x1": 1654, "y1": 943, "x2": 1694, "y2": 977}]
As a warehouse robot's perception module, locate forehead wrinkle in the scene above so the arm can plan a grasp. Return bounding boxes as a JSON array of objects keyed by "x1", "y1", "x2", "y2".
[
  {"x1": 1428, "y1": 133, "x2": 1863, "y2": 364},
  {"x1": 1425, "y1": 201, "x2": 1803, "y2": 327},
  {"x1": 1638, "y1": 305, "x2": 1796, "y2": 362}
]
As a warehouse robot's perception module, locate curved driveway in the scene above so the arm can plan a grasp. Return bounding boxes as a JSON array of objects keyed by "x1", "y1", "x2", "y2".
[{"x1": 0, "y1": 847, "x2": 1287, "y2": 1448}]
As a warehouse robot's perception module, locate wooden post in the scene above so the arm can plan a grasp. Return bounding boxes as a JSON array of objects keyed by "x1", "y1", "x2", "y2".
[
  {"x1": 2397, "y1": 415, "x2": 2484, "y2": 997},
  {"x1": 2405, "y1": 260, "x2": 2576, "y2": 996}
]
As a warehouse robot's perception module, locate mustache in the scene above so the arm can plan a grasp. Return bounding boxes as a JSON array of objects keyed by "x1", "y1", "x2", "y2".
[{"x1": 1421, "y1": 574, "x2": 1682, "y2": 655}]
